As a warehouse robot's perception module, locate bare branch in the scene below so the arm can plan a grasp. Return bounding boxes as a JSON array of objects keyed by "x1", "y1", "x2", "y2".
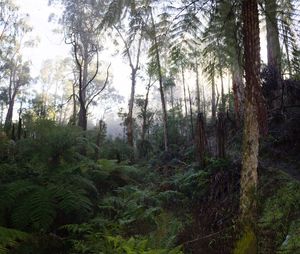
[{"x1": 86, "y1": 63, "x2": 111, "y2": 109}]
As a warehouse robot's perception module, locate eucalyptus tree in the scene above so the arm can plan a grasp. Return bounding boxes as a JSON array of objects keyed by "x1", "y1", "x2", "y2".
[
  {"x1": 113, "y1": 2, "x2": 148, "y2": 148},
  {"x1": 53, "y1": 0, "x2": 111, "y2": 130},
  {"x1": 0, "y1": 0, "x2": 32, "y2": 132},
  {"x1": 3, "y1": 58, "x2": 31, "y2": 131}
]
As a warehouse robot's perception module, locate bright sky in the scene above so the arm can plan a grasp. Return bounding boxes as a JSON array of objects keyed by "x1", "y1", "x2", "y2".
[{"x1": 15, "y1": 0, "x2": 132, "y2": 100}]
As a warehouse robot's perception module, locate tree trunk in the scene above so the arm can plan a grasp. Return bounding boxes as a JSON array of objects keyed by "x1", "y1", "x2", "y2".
[
  {"x1": 127, "y1": 69, "x2": 136, "y2": 147},
  {"x1": 4, "y1": 100, "x2": 15, "y2": 132},
  {"x1": 151, "y1": 10, "x2": 168, "y2": 152},
  {"x1": 236, "y1": 0, "x2": 262, "y2": 252},
  {"x1": 211, "y1": 64, "x2": 216, "y2": 123},
  {"x1": 78, "y1": 49, "x2": 88, "y2": 130},
  {"x1": 195, "y1": 58, "x2": 201, "y2": 113},
  {"x1": 188, "y1": 85, "x2": 194, "y2": 138},
  {"x1": 141, "y1": 83, "x2": 151, "y2": 143},
  {"x1": 232, "y1": 68, "x2": 244, "y2": 127},
  {"x1": 265, "y1": 0, "x2": 282, "y2": 110},
  {"x1": 195, "y1": 112, "x2": 205, "y2": 168},
  {"x1": 217, "y1": 112, "x2": 226, "y2": 159}
]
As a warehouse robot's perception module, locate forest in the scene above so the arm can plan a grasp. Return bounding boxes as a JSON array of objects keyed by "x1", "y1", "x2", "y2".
[{"x1": 0, "y1": 0, "x2": 300, "y2": 253}]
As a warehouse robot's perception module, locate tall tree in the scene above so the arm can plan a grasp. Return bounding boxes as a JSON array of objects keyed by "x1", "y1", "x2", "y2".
[
  {"x1": 114, "y1": 12, "x2": 145, "y2": 147},
  {"x1": 148, "y1": 7, "x2": 169, "y2": 152},
  {"x1": 237, "y1": 0, "x2": 267, "y2": 251},
  {"x1": 58, "y1": 0, "x2": 110, "y2": 130},
  {"x1": 264, "y1": 0, "x2": 283, "y2": 110},
  {"x1": 4, "y1": 58, "x2": 31, "y2": 131}
]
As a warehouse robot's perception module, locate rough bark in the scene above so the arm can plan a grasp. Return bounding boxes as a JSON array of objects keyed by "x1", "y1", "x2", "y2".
[
  {"x1": 236, "y1": 0, "x2": 262, "y2": 252},
  {"x1": 232, "y1": 68, "x2": 244, "y2": 127},
  {"x1": 4, "y1": 100, "x2": 14, "y2": 132},
  {"x1": 241, "y1": 0, "x2": 261, "y2": 222}
]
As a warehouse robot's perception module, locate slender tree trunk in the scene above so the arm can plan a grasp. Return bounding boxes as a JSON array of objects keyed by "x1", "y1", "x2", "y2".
[
  {"x1": 211, "y1": 64, "x2": 216, "y2": 123},
  {"x1": 265, "y1": 0, "x2": 282, "y2": 110},
  {"x1": 188, "y1": 85, "x2": 194, "y2": 138},
  {"x1": 127, "y1": 69, "x2": 136, "y2": 147},
  {"x1": 236, "y1": 0, "x2": 262, "y2": 252},
  {"x1": 78, "y1": 50, "x2": 88, "y2": 130},
  {"x1": 195, "y1": 58, "x2": 201, "y2": 113},
  {"x1": 141, "y1": 82, "x2": 151, "y2": 143},
  {"x1": 182, "y1": 66, "x2": 189, "y2": 140},
  {"x1": 217, "y1": 112, "x2": 225, "y2": 158},
  {"x1": 195, "y1": 112, "x2": 205, "y2": 168},
  {"x1": 219, "y1": 67, "x2": 225, "y2": 113},
  {"x1": 72, "y1": 81, "x2": 77, "y2": 125},
  {"x1": 151, "y1": 10, "x2": 168, "y2": 152}
]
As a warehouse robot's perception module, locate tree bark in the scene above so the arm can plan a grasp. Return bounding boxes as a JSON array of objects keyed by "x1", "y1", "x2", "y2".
[
  {"x1": 195, "y1": 57, "x2": 201, "y2": 113},
  {"x1": 232, "y1": 67, "x2": 244, "y2": 127},
  {"x1": 4, "y1": 100, "x2": 14, "y2": 132},
  {"x1": 236, "y1": 0, "x2": 262, "y2": 252},
  {"x1": 195, "y1": 112, "x2": 205, "y2": 168},
  {"x1": 265, "y1": 0, "x2": 283, "y2": 110},
  {"x1": 211, "y1": 64, "x2": 216, "y2": 123},
  {"x1": 127, "y1": 69, "x2": 136, "y2": 147},
  {"x1": 188, "y1": 85, "x2": 194, "y2": 138},
  {"x1": 217, "y1": 112, "x2": 226, "y2": 159}
]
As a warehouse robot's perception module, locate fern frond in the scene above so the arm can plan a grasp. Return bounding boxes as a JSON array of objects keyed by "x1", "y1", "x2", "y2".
[{"x1": 0, "y1": 226, "x2": 28, "y2": 254}]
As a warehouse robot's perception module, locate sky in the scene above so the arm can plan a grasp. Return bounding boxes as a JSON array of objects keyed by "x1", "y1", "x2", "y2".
[
  {"x1": 13, "y1": 0, "x2": 268, "y2": 130},
  {"x1": 15, "y1": 0, "x2": 132, "y2": 98}
]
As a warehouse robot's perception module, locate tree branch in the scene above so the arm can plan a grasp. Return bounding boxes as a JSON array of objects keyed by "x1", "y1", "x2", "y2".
[{"x1": 86, "y1": 63, "x2": 111, "y2": 109}]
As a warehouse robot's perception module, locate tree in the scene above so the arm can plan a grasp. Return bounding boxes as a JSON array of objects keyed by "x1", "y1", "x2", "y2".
[
  {"x1": 0, "y1": 0, "x2": 32, "y2": 132},
  {"x1": 4, "y1": 58, "x2": 31, "y2": 131},
  {"x1": 114, "y1": 12, "x2": 145, "y2": 148},
  {"x1": 148, "y1": 7, "x2": 170, "y2": 152},
  {"x1": 58, "y1": 0, "x2": 111, "y2": 130},
  {"x1": 237, "y1": 0, "x2": 267, "y2": 251}
]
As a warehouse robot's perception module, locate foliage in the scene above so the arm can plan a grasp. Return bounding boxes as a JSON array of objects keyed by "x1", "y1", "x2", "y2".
[
  {"x1": 0, "y1": 226, "x2": 28, "y2": 254},
  {"x1": 258, "y1": 170, "x2": 300, "y2": 253}
]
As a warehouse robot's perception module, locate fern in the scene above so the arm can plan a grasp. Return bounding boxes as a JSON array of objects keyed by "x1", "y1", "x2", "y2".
[{"x1": 0, "y1": 226, "x2": 28, "y2": 254}]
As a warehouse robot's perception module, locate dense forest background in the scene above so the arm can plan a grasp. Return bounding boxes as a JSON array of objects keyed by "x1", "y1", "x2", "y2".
[{"x1": 1, "y1": 0, "x2": 300, "y2": 253}]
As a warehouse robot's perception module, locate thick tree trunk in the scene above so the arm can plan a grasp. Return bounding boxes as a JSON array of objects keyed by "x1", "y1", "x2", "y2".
[
  {"x1": 4, "y1": 100, "x2": 15, "y2": 132},
  {"x1": 235, "y1": 0, "x2": 262, "y2": 252},
  {"x1": 241, "y1": 0, "x2": 260, "y2": 221}
]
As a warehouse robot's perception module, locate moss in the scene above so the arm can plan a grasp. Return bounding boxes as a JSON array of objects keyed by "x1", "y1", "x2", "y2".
[{"x1": 234, "y1": 227, "x2": 257, "y2": 254}]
